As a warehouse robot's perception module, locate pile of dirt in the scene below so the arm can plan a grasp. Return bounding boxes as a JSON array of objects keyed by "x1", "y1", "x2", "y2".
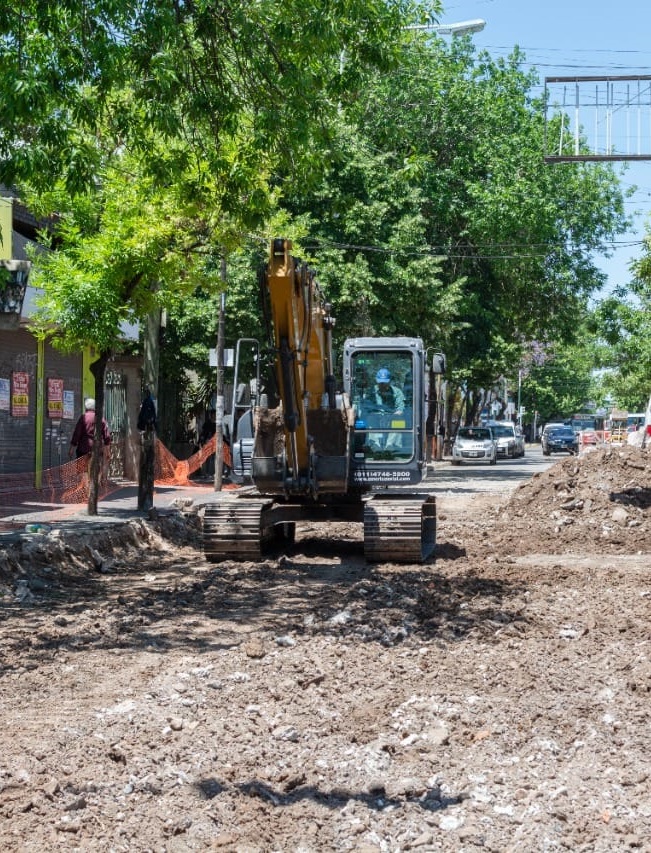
[
  {"x1": 496, "y1": 444, "x2": 651, "y2": 554},
  {"x1": 0, "y1": 511, "x2": 201, "y2": 603}
]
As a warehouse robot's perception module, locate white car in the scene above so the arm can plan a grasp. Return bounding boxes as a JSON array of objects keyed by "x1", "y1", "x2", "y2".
[
  {"x1": 485, "y1": 420, "x2": 525, "y2": 458},
  {"x1": 451, "y1": 426, "x2": 497, "y2": 465}
]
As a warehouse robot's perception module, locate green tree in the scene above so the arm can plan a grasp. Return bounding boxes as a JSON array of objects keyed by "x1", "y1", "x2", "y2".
[
  {"x1": 1, "y1": 0, "x2": 437, "y2": 200},
  {"x1": 590, "y1": 287, "x2": 651, "y2": 412},
  {"x1": 278, "y1": 36, "x2": 630, "y2": 423},
  {"x1": 519, "y1": 340, "x2": 598, "y2": 427},
  {"x1": 26, "y1": 159, "x2": 225, "y2": 510},
  {"x1": 2, "y1": 1, "x2": 440, "y2": 510}
]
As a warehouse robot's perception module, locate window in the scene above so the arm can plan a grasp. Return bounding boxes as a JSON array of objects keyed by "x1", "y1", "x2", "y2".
[{"x1": 350, "y1": 351, "x2": 414, "y2": 462}]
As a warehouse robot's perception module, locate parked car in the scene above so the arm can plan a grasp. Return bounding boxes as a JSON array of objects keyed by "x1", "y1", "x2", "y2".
[
  {"x1": 541, "y1": 423, "x2": 579, "y2": 456},
  {"x1": 451, "y1": 426, "x2": 497, "y2": 465},
  {"x1": 485, "y1": 420, "x2": 525, "y2": 458}
]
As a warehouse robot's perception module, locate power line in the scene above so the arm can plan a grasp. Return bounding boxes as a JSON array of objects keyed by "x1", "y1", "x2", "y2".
[{"x1": 301, "y1": 238, "x2": 647, "y2": 261}]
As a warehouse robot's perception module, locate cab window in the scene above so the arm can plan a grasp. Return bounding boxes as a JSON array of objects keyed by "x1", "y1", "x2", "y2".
[{"x1": 350, "y1": 351, "x2": 415, "y2": 462}]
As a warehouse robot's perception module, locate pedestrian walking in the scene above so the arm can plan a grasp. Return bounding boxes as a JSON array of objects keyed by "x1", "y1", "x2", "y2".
[
  {"x1": 138, "y1": 388, "x2": 158, "y2": 511},
  {"x1": 199, "y1": 409, "x2": 217, "y2": 476},
  {"x1": 69, "y1": 398, "x2": 111, "y2": 459}
]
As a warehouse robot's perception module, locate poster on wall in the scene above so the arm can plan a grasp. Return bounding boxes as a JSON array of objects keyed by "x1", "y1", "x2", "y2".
[
  {"x1": 47, "y1": 378, "x2": 64, "y2": 419},
  {"x1": 63, "y1": 390, "x2": 75, "y2": 420},
  {"x1": 0, "y1": 378, "x2": 9, "y2": 411},
  {"x1": 11, "y1": 371, "x2": 29, "y2": 417}
]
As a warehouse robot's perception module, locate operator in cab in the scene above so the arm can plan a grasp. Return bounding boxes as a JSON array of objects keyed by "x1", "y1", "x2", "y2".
[
  {"x1": 373, "y1": 368, "x2": 405, "y2": 415},
  {"x1": 367, "y1": 368, "x2": 406, "y2": 452}
]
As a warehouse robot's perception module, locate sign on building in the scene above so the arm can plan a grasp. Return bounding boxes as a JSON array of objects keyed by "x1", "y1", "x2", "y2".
[
  {"x1": 47, "y1": 378, "x2": 64, "y2": 419},
  {"x1": 11, "y1": 371, "x2": 29, "y2": 417}
]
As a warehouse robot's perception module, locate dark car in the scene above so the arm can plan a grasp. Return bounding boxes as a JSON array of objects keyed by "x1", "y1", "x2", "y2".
[{"x1": 541, "y1": 424, "x2": 579, "y2": 456}]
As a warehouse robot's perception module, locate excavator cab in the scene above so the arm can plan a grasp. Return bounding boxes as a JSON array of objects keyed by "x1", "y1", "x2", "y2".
[{"x1": 343, "y1": 337, "x2": 429, "y2": 487}]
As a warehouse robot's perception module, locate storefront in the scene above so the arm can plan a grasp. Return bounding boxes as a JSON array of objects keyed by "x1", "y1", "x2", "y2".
[{"x1": 1, "y1": 194, "x2": 142, "y2": 481}]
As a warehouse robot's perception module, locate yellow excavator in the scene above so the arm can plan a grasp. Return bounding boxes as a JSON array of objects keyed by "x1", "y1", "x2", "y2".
[{"x1": 203, "y1": 238, "x2": 442, "y2": 562}]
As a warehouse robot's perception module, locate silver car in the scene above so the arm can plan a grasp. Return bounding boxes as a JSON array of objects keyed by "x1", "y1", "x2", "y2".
[
  {"x1": 485, "y1": 420, "x2": 525, "y2": 458},
  {"x1": 451, "y1": 426, "x2": 497, "y2": 465}
]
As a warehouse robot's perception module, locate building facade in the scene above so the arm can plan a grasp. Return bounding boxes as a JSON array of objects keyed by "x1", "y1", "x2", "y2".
[{"x1": 0, "y1": 192, "x2": 143, "y2": 481}]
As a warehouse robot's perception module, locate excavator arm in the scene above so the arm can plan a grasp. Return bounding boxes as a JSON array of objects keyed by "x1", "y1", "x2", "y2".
[{"x1": 253, "y1": 238, "x2": 349, "y2": 495}]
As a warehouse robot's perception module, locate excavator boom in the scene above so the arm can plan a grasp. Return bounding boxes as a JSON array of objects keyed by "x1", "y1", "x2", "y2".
[{"x1": 263, "y1": 238, "x2": 339, "y2": 488}]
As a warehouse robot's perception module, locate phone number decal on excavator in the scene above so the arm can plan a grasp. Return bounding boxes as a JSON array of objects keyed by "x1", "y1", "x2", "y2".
[{"x1": 353, "y1": 469, "x2": 414, "y2": 482}]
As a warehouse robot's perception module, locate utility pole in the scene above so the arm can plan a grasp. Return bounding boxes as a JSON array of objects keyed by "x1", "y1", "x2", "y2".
[
  {"x1": 138, "y1": 308, "x2": 160, "y2": 511},
  {"x1": 214, "y1": 260, "x2": 226, "y2": 492},
  {"x1": 430, "y1": 352, "x2": 446, "y2": 461}
]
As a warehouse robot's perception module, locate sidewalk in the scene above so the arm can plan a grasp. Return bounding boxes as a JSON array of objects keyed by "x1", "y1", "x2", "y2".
[{"x1": 0, "y1": 478, "x2": 229, "y2": 541}]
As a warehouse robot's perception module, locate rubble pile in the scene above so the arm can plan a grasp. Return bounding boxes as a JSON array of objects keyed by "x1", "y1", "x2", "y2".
[
  {"x1": 497, "y1": 444, "x2": 651, "y2": 553},
  {"x1": 0, "y1": 512, "x2": 200, "y2": 598}
]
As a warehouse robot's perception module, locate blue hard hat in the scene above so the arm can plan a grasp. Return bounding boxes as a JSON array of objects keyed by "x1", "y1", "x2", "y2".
[{"x1": 376, "y1": 368, "x2": 391, "y2": 383}]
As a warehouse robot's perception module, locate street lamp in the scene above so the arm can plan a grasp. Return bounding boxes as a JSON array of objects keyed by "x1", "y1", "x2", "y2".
[{"x1": 404, "y1": 18, "x2": 486, "y2": 35}]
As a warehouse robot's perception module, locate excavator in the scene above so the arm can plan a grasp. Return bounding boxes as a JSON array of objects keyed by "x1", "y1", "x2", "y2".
[{"x1": 203, "y1": 238, "x2": 442, "y2": 563}]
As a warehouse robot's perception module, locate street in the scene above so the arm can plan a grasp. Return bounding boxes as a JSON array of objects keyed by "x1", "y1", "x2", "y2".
[
  {"x1": 2, "y1": 443, "x2": 650, "y2": 852},
  {"x1": 430, "y1": 441, "x2": 556, "y2": 496}
]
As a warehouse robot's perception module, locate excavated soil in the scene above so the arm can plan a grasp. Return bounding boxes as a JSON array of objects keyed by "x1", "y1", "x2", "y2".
[{"x1": 1, "y1": 446, "x2": 650, "y2": 852}]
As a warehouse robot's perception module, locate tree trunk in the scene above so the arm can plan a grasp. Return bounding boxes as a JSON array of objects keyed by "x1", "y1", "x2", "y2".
[
  {"x1": 138, "y1": 428, "x2": 155, "y2": 511},
  {"x1": 214, "y1": 286, "x2": 226, "y2": 493},
  {"x1": 88, "y1": 351, "x2": 110, "y2": 516},
  {"x1": 138, "y1": 311, "x2": 160, "y2": 510}
]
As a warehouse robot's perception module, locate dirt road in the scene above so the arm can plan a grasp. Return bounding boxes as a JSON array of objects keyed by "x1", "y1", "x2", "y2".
[{"x1": 1, "y1": 445, "x2": 650, "y2": 852}]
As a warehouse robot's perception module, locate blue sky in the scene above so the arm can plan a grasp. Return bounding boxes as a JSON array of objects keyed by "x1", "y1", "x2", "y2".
[{"x1": 440, "y1": 0, "x2": 651, "y2": 294}]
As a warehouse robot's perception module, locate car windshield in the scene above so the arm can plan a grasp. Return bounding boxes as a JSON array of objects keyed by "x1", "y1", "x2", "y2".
[
  {"x1": 549, "y1": 427, "x2": 574, "y2": 437},
  {"x1": 458, "y1": 427, "x2": 491, "y2": 440},
  {"x1": 490, "y1": 424, "x2": 514, "y2": 437}
]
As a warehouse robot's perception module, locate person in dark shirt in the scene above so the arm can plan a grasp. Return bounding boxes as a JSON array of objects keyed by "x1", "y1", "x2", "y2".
[
  {"x1": 69, "y1": 398, "x2": 111, "y2": 459},
  {"x1": 199, "y1": 409, "x2": 217, "y2": 445},
  {"x1": 137, "y1": 388, "x2": 158, "y2": 432}
]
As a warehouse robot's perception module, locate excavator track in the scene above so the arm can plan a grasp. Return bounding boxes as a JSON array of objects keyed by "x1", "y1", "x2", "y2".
[
  {"x1": 203, "y1": 497, "x2": 274, "y2": 562},
  {"x1": 363, "y1": 494, "x2": 436, "y2": 563}
]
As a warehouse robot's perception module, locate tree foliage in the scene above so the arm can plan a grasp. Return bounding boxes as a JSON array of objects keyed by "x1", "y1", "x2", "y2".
[
  {"x1": 2, "y1": 0, "x2": 443, "y2": 360},
  {"x1": 589, "y1": 290, "x2": 651, "y2": 413},
  {"x1": 275, "y1": 35, "x2": 630, "y2": 420},
  {"x1": 1, "y1": 0, "x2": 436, "y2": 202},
  {"x1": 0, "y1": 2, "x2": 634, "y2": 436},
  {"x1": 518, "y1": 338, "x2": 600, "y2": 426}
]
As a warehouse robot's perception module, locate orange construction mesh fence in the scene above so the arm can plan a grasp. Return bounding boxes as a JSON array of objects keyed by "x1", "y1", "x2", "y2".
[
  {"x1": 0, "y1": 436, "x2": 232, "y2": 517},
  {"x1": 155, "y1": 435, "x2": 231, "y2": 485}
]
